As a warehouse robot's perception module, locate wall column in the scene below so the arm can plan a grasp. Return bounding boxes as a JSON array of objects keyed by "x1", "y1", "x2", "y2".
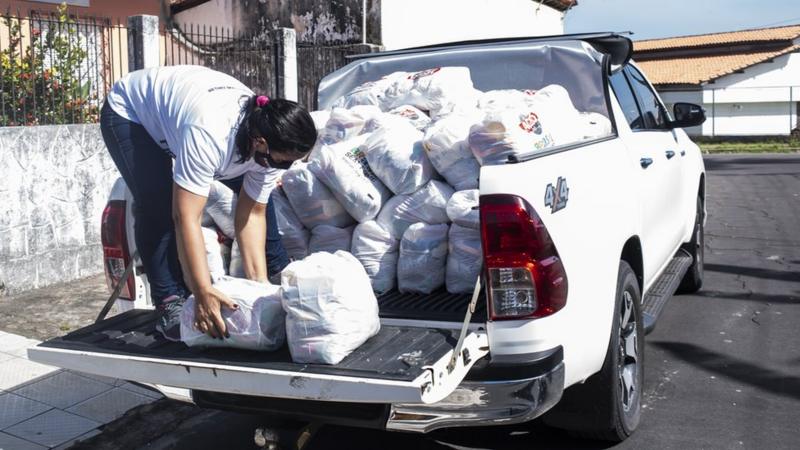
[
  {"x1": 272, "y1": 28, "x2": 298, "y2": 101},
  {"x1": 127, "y1": 15, "x2": 160, "y2": 72}
]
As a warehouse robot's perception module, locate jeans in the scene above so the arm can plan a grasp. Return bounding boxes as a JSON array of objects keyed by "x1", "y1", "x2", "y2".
[{"x1": 100, "y1": 101, "x2": 289, "y2": 306}]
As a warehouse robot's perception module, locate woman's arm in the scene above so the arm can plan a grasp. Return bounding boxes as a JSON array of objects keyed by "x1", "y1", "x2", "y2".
[
  {"x1": 173, "y1": 184, "x2": 237, "y2": 338},
  {"x1": 234, "y1": 190, "x2": 268, "y2": 282}
]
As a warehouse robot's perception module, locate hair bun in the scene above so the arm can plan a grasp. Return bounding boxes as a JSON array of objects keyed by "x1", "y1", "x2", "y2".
[{"x1": 256, "y1": 95, "x2": 270, "y2": 107}]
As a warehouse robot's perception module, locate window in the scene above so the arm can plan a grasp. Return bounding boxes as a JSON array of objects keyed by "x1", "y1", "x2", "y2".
[
  {"x1": 624, "y1": 66, "x2": 668, "y2": 129},
  {"x1": 609, "y1": 70, "x2": 644, "y2": 130}
]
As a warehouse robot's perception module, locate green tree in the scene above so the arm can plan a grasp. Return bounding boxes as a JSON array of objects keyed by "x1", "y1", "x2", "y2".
[{"x1": 1, "y1": 3, "x2": 99, "y2": 126}]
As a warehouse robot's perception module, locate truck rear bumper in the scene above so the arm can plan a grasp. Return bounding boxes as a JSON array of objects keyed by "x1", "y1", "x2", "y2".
[{"x1": 386, "y1": 347, "x2": 564, "y2": 433}]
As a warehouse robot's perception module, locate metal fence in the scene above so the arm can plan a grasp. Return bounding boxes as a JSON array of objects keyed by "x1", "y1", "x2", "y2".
[
  {"x1": 297, "y1": 43, "x2": 378, "y2": 110},
  {"x1": 0, "y1": 9, "x2": 127, "y2": 126},
  {"x1": 162, "y1": 23, "x2": 277, "y2": 98}
]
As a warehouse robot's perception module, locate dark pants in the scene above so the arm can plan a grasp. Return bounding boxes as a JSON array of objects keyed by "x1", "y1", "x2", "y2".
[{"x1": 100, "y1": 101, "x2": 288, "y2": 306}]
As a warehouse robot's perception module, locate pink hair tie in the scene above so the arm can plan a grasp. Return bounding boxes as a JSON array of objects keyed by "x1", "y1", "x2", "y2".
[{"x1": 256, "y1": 95, "x2": 270, "y2": 107}]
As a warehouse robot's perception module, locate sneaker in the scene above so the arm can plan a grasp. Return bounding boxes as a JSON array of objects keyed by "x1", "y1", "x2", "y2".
[{"x1": 155, "y1": 295, "x2": 186, "y2": 342}]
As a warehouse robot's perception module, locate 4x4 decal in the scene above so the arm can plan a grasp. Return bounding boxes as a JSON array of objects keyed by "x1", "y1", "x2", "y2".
[{"x1": 544, "y1": 177, "x2": 569, "y2": 213}]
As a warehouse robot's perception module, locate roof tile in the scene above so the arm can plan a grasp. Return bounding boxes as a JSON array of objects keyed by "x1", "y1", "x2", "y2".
[{"x1": 634, "y1": 24, "x2": 800, "y2": 52}]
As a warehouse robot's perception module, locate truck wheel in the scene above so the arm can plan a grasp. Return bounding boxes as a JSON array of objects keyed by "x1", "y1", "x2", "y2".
[
  {"x1": 677, "y1": 196, "x2": 704, "y2": 294},
  {"x1": 542, "y1": 261, "x2": 643, "y2": 442}
]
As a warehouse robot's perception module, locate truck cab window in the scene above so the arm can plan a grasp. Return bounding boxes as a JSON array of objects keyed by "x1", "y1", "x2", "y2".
[
  {"x1": 609, "y1": 70, "x2": 644, "y2": 130},
  {"x1": 624, "y1": 66, "x2": 668, "y2": 130}
]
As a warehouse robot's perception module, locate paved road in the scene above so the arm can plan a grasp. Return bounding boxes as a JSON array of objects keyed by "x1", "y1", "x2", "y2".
[{"x1": 29, "y1": 154, "x2": 800, "y2": 449}]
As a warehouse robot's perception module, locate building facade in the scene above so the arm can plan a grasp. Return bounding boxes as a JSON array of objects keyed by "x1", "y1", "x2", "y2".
[{"x1": 634, "y1": 25, "x2": 800, "y2": 137}]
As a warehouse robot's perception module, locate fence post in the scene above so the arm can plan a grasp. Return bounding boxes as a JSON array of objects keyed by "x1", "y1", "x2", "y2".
[
  {"x1": 272, "y1": 27, "x2": 298, "y2": 101},
  {"x1": 127, "y1": 15, "x2": 160, "y2": 72}
]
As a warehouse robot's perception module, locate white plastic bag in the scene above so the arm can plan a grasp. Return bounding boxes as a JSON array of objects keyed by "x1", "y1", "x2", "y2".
[
  {"x1": 180, "y1": 277, "x2": 285, "y2": 351},
  {"x1": 203, "y1": 181, "x2": 237, "y2": 239},
  {"x1": 398, "y1": 223, "x2": 449, "y2": 294},
  {"x1": 308, "y1": 225, "x2": 354, "y2": 254},
  {"x1": 309, "y1": 109, "x2": 332, "y2": 132},
  {"x1": 228, "y1": 239, "x2": 244, "y2": 278},
  {"x1": 477, "y1": 89, "x2": 538, "y2": 112},
  {"x1": 318, "y1": 105, "x2": 382, "y2": 145},
  {"x1": 201, "y1": 227, "x2": 226, "y2": 283},
  {"x1": 387, "y1": 67, "x2": 478, "y2": 119},
  {"x1": 388, "y1": 105, "x2": 431, "y2": 131},
  {"x1": 281, "y1": 251, "x2": 381, "y2": 364},
  {"x1": 446, "y1": 224, "x2": 482, "y2": 294},
  {"x1": 350, "y1": 221, "x2": 399, "y2": 294},
  {"x1": 331, "y1": 71, "x2": 411, "y2": 110},
  {"x1": 580, "y1": 112, "x2": 612, "y2": 139},
  {"x1": 469, "y1": 84, "x2": 582, "y2": 165},
  {"x1": 271, "y1": 187, "x2": 309, "y2": 261},
  {"x1": 362, "y1": 115, "x2": 433, "y2": 195},
  {"x1": 422, "y1": 113, "x2": 482, "y2": 190},
  {"x1": 281, "y1": 162, "x2": 354, "y2": 229},
  {"x1": 446, "y1": 190, "x2": 479, "y2": 229},
  {"x1": 376, "y1": 180, "x2": 454, "y2": 239},
  {"x1": 308, "y1": 134, "x2": 391, "y2": 223}
]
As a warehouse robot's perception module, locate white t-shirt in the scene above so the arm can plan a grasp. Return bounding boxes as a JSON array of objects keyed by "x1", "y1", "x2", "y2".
[{"x1": 106, "y1": 65, "x2": 280, "y2": 204}]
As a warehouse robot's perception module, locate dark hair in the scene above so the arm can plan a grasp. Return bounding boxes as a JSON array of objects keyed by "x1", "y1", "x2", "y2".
[{"x1": 235, "y1": 96, "x2": 317, "y2": 164}]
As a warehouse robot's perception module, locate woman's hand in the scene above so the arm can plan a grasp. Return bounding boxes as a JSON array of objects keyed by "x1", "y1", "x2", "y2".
[{"x1": 193, "y1": 285, "x2": 239, "y2": 339}]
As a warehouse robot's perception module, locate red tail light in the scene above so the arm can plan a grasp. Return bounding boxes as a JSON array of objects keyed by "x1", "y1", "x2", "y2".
[
  {"x1": 480, "y1": 194, "x2": 567, "y2": 320},
  {"x1": 101, "y1": 200, "x2": 135, "y2": 300}
]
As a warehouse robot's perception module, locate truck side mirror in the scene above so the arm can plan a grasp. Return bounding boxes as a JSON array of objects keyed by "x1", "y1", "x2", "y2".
[{"x1": 669, "y1": 102, "x2": 706, "y2": 129}]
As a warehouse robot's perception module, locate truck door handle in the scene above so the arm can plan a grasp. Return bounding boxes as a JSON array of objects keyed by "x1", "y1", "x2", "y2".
[
  {"x1": 640, "y1": 157, "x2": 654, "y2": 169},
  {"x1": 665, "y1": 150, "x2": 675, "y2": 159}
]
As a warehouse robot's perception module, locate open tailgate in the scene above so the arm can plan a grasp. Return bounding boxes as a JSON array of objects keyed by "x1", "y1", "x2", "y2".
[{"x1": 28, "y1": 310, "x2": 487, "y2": 404}]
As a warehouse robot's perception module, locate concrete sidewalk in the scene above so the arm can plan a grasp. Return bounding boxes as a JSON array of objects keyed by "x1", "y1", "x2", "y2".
[{"x1": 0, "y1": 330, "x2": 161, "y2": 449}]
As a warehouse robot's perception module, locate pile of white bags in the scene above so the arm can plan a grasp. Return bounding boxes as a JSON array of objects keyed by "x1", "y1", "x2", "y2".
[
  {"x1": 308, "y1": 225, "x2": 354, "y2": 254},
  {"x1": 422, "y1": 113, "x2": 481, "y2": 190},
  {"x1": 281, "y1": 251, "x2": 381, "y2": 364},
  {"x1": 446, "y1": 190, "x2": 480, "y2": 229},
  {"x1": 332, "y1": 71, "x2": 410, "y2": 109},
  {"x1": 446, "y1": 224, "x2": 482, "y2": 294},
  {"x1": 362, "y1": 115, "x2": 433, "y2": 195},
  {"x1": 271, "y1": 187, "x2": 310, "y2": 261},
  {"x1": 180, "y1": 277, "x2": 285, "y2": 351},
  {"x1": 281, "y1": 162, "x2": 353, "y2": 229},
  {"x1": 350, "y1": 221, "x2": 399, "y2": 294},
  {"x1": 389, "y1": 67, "x2": 479, "y2": 119},
  {"x1": 308, "y1": 135, "x2": 391, "y2": 222},
  {"x1": 397, "y1": 223, "x2": 449, "y2": 294},
  {"x1": 376, "y1": 180, "x2": 454, "y2": 239}
]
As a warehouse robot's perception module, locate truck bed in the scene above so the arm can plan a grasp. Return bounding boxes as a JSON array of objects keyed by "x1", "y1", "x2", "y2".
[{"x1": 38, "y1": 289, "x2": 482, "y2": 382}]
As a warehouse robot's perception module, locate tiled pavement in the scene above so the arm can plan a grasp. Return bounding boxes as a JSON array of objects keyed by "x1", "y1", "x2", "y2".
[{"x1": 0, "y1": 330, "x2": 162, "y2": 449}]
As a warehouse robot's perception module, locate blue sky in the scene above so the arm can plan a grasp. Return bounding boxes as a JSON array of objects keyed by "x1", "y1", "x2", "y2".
[{"x1": 564, "y1": 0, "x2": 800, "y2": 41}]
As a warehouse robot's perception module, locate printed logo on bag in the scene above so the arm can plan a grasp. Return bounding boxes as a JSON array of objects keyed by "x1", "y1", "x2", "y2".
[
  {"x1": 345, "y1": 147, "x2": 380, "y2": 182},
  {"x1": 522, "y1": 89, "x2": 537, "y2": 96},
  {"x1": 518, "y1": 112, "x2": 543, "y2": 135},
  {"x1": 544, "y1": 177, "x2": 569, "y2": 214},
  {"x1": 395, "y1": 108, "x2": 419, "y2": 120},
  {"x1": 408, "y1": 67, "x2": 441, "y2": 81}
]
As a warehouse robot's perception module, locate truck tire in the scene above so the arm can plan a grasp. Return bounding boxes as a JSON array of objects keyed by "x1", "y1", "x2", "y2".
[
  {"x1": 542, "y1": 261, "x2": 643, "y2": 442},
  {"x1": 677, "y1": 196, "x2": 704, "y2": 294}
]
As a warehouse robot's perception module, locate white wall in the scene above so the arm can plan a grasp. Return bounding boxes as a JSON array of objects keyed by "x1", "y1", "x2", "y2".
[
  {"x1": 656, "y1": 51, "x2": 800, "y2": 136},
  {"x1": 379, "y1": 0, "x2": 565, "y2": 50}
]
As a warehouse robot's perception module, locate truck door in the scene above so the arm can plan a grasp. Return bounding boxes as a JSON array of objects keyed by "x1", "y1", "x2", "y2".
[{"x1": 610, "y1": 68, "x2": 685, "y2": 286}]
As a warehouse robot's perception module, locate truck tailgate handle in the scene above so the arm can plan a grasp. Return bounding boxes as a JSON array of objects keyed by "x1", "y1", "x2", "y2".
[
  {"x1": 665, "y1": 150, "x2": 676, "y2": 159},
  {"x1": 640, "y1": 157, "x2": 654, "y2": 169}
]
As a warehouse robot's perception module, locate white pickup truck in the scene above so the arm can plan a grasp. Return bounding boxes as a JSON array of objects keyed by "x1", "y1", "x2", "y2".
[{"x1": 30, "y1": 33, "x2": 706, "y2": 443}]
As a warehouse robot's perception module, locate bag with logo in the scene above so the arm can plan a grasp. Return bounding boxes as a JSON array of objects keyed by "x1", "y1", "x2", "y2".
[
  {"x1": 308, "y1": 134, "x2": 391, "y2": 223},
  {"x1": 350, "y1": 221, "x2": 399, "y2": 294},
  {"x1": 281, "y1": 162, "x2": 354, "y2": 229},
  {"x1": 376, "y1": 180, "x2": 454, "y2": 239},
  {"x1": 387, "y1": 105, "x2": 431, "y2": 131},
  {"x1": 318, "y1": 105, "x2": 382, "y2": 145},
  {"x1": 446, "y1": 224, "x2": 482, "y2": 294},
  {"x1": 387, "y1": 67, "x2": 479, "y2": 119},
  {"x1": 397, "y1": 223, "x2": 449, "y2": 294},
  {"x1": 332, "y1": 71, "x2": 411, "y2": 110},
  {"x1": 281, "y1": 251, "x2": 381, "y2": 364},
  {"x1": 180, "y1": 277, "x2": 285, "y2": 351}
]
